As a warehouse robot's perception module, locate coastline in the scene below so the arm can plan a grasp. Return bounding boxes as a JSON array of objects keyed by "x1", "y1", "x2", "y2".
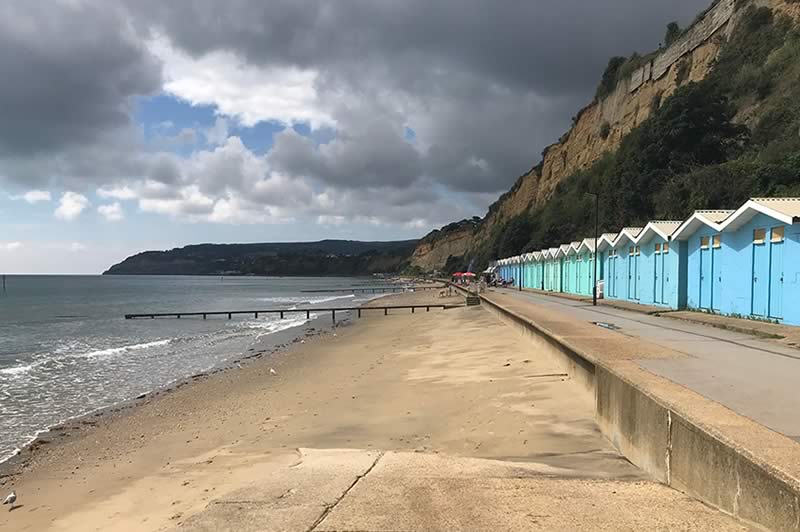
[
  {"x1": 0, "y1": 304, "x2": 346, "y2": 474},
  {"x1": 1, "y1": 288, "x2": 650, "y2": 531},
  {"x1": 0, "y1": 284, "x2": 425, "y2": 477}
]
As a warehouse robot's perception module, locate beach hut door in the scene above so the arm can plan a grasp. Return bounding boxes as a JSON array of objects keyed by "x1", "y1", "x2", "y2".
[
  {"x1": 711, "y1": 238, "x2": 722, "y2": 312},
  {"x1": 627, "y1": 250, "x2": 634, "y2": 300},
  {"x1": 769, "y1": 227, "x2": 784, "y2": 319},
  {"x1": 699, "y1": 241, "x2": 712, "y2": 310},
  {"x1": 751, "y1": 230, "x2": 768, "y2": 317},
  {"x1": 654, "y1": 245, "x2": 665, "y2": 305}
]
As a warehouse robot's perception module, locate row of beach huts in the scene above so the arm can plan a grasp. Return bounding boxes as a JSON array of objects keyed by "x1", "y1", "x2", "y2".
[{"x1": 493, "y1": 198, "x2": 800, "y2": 325}]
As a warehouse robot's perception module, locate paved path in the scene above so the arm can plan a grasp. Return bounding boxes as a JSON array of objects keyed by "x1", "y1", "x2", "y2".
[
  {"x1": 496, "y1": 289, "x2": 800, "y2": 440},
  {"x1": 177, "y1": 448, "x2": 744, "y2": 531}
]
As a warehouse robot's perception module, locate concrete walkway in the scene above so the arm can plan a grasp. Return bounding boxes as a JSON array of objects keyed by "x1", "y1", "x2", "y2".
[
  {"x1": 177, "y1": 448, "x2": 744, "y2": 531},
  {"x1": 495, "y1": 288, "x2": 800, "y2": 440}
]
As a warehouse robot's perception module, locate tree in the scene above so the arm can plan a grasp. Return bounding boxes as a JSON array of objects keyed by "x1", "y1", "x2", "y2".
[
  {"x1": 665, "y1": 22, "x2": 682, "y2": 47},
  {"x1": 497, "y1": 215, "x2": 533, "y2": 258}
]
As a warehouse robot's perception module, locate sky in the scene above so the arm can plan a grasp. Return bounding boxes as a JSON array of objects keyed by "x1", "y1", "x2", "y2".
[{"x1": 0, "y1": 0, "x2": 710, "y2": 274}]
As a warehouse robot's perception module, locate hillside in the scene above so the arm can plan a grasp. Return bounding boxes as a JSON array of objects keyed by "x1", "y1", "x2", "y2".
[
  {"x1": 104, "y1": 240, "x2": 419, "y2": 276},
  {"x1": 411, "y1": 0, "x2": 800, "y2": 272}
]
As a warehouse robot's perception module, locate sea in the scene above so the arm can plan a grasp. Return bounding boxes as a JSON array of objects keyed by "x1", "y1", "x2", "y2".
[{"x1": 0, "y1": 275, "x2": 390, "y2": 463}]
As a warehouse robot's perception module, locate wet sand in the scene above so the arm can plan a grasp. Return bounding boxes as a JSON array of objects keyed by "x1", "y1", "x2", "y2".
[{"x1": 0, "y1": 290, "x2": 719, "y2": 530}]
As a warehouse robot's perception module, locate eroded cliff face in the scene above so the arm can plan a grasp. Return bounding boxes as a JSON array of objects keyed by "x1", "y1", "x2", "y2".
[
  {"x1": 410, "y1": 226, "x2": 474, "y2": 271},
  {"x1": 411, "y1": 0, "x2": 747, "y2": 271}
]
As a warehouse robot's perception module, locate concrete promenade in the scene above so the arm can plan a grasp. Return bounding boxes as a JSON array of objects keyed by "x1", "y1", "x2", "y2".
[
  {"x1": 484, "y1": 287, "x2": 800, "y2": 530},
  {"x1": 178, "y1": 449, "x2": 742, "y2": 531},
  {"x1": 495, "y1": 288, "x2": 800, "y2": 439}
]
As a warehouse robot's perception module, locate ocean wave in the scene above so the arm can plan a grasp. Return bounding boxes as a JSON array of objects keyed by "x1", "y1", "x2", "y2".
[
  {"x1": 239, "y1": 314, "x2": 314, "y2": 338},
  {"x1": 0, "y1": 363, "x2": 35, "y2": 376},
  {"x1": 258, "y1": 294, "x2": 355, "y2": 306},
  {"x1": 76, "y1": 339, "x2": 172, "y2": 359}
]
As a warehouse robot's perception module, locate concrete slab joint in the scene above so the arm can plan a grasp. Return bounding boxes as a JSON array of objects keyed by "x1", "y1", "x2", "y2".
[{"x1": 309, "y1": 451, "x2": 384, "y2": 532}]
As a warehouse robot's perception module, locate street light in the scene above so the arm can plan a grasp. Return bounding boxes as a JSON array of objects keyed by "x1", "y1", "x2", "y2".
[{"x1": 587, "y1": 192, "x2": 599, "y2": 306}]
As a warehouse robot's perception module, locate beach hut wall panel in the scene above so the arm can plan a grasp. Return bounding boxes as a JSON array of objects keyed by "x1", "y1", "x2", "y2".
[
  {"x1": 684, "y1": 226, "x2": 727, "y2": 313},
  {"x1": 636, "y1": 222, "x2": 682, "y2": 309}
]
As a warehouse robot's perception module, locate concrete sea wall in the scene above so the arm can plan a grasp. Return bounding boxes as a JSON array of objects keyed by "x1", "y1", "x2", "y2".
[{"x1": 479, "y1": 293, "x2": 800, "y2": 531}]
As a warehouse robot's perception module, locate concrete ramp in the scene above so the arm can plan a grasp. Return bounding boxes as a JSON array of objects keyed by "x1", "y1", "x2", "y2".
[{"x1": 177, "y1": 449, "x2": 743, "y2": 531}]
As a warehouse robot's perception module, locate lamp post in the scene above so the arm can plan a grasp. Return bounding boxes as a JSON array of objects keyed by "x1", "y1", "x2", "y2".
[{"x1": 587, "y1": 192, "x2": 599, "y2": 306}]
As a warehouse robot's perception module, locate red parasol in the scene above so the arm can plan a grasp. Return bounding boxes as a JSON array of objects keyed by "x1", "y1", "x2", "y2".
[
  {"x1": 462, "y1": 272, "x2": 476, "y2": 277},
  {"x1": 452, "y1": 272, "x2": 464, "y2": 277}
]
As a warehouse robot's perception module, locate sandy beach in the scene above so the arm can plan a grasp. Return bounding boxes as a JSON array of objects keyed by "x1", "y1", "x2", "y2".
[{"x1": 0, "y1": 289, "x2": 740, "y2": 531}]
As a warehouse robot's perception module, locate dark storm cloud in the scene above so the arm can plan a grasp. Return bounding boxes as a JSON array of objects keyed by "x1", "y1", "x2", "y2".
[
  {"x1": 127, "y1": 0, "x2": 710, "y2": 195},
  {"x1": 130, "y1": 0, "x2": 709, "y2": 98},
  {"x1": 0, "y1": 2, "x2": 162, "y2": 159}
]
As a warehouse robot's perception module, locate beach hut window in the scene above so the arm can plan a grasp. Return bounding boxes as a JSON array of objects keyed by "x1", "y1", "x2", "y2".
[
  {"x1": 663, "y1": 242, "x2": 669, "y2": 254},
  {"x1": 654, "y1": 243, "x2": 661, "y2": 254},
  {"x1": 712, "y1": 235, "x2": 721, "y2": 249},
  {"x1": 635, "y1": 246, "x2": 641, "y2": 256},
  {"x1": 753, "y1": 229, "x2": 766, "y2": 245},
  {"x1": 629, "y1": 247, "x2": 634, "y2": 256},
  {"x1": 771, "y1": 226, "x2": 785, "y2": 243},
  {"x1": 700, "y1": 236, "x2": 710, "y2": 249}
]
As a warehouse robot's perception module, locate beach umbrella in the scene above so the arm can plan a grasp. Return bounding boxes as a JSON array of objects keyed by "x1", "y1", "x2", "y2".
[
  {"x1": 452, "y1": 272, "x2": 464, "y2": 277},
  {"x1": 462, "y1": 272, "x2": 476, "y2": 277}
]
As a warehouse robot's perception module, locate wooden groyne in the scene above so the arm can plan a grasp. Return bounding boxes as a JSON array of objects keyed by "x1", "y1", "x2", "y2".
[
  {"x1": 300, "y1": 285, "x2": 442, "y2": 294},
  {"x1": 124, "y1": 304, "x2": 459, "y2": 324}
]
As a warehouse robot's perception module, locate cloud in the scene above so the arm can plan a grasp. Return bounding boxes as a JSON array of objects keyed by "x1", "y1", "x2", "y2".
[
  {"x1": 204, "y1": 117, "x2": 229, "y2": 146},
  {"x1": 69, "y1": 242, "x2": 87, "y2": 252},
  {"x1": 148, "y1": 35, "x2": 332, "y2": 128},
  {"x1": 0, "y1": 1, "x2": 161, "y2": 159},
  {"x1": 0, "y1": 242, "x2": 22, "y2": 251},
  {"x1": 0, "y1": 0, "x2": 713, "y2": 238},
  {"x1": 97, "y1": 185, "x2": 138, "y2": 200},
  {"x1": 98, "y1": 202, "x2": 124, "y2": 221},
  {"x1": 54, "y1": 192, "x2": 90, "y2": 221},
  {"x1": 11, "y1": 190, "x2": 51, "y2": 203}
]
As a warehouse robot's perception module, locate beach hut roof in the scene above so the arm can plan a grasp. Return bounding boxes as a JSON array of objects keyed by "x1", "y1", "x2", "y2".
[
  {"x1": 560, "y1": 243, "x2": 574, "y2": 256},
  {"x1": 548, "y1": 247, "x2": 560, "y2": 258},
  {"x1": 596, "y1": 233, "x2": 618, "y2": 252},
  {"x1": 612, "y1": 227, "x2": 643, "y2": 248},
  {"x1": 637, "y1": 221, "x2": 682, "y2": 244},
  {"x1": 578, "y1": 238, "x2": 596, "y2": 253},
  {"x1": 672, "y1": 210, "x2": 734, "y2": 241},
  {"x1": 720, "y1": 197, "x2": 800, "y2": 232},
  {"x1": 532, "y1": 251, "x2": 542, "y2": 261}
]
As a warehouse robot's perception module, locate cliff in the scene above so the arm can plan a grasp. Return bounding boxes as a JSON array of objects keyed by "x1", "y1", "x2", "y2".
[{"x1": 412, "y1": 0, "x2": 800, "y2": 271}]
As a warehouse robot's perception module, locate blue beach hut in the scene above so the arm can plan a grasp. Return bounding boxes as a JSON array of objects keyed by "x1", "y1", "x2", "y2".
[
  {"x1": 596, "y1": 233, "x2": 617, "y2": 284},
  {"x1": 635, "y1": 221, "x2": 683, "y2": 309},
  {"x1": 607, "y1": 227, "x2": 643, "y2": 303},
  {"x1": 562, "y1": 243, "x2": 579, "y2": 294},
  {"x1": 713, "y1": 198, "x2": 800, "y2": 324},
  {"x1": 576, "y1": 238, "x2": 597, "y2": 297},
  {"x1": 672, "y1": 210, "x2": 734, "y2": 314},
  {"x1": 530, "y1": 251, "x2": 544, "y2": 289}
]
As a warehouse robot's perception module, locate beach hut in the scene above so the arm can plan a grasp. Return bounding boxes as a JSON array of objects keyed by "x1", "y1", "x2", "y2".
[
  {"x1": 607, "y1": 227, "x2": 644, "y2": 303},
  {"x1": 711, "y1": 198, "x2": 800, "y2": 324},
  {"x1": 672, "y1": 210, "x2": 734, "y2": 313},
  {"x1": 597, "y1": 233, "x2": 618, "y2": 289},
  {"x1": 674, "y1": 202, "x2": 800, "y2": 320},
  {"x1": 575, "y1": 238, "x2": 597, "y2": 297},
  {"x1": 635, "y1": 221, "x2": 683, "y2": 309},
  {"x1": 544, "y1": 247, "x2": 562, "y2": 292},
  {"x1": 561, "y1": 243, "x2": 578, "y2": 295},
  {"x1": 531, "y1": 251, "x2": 544, "y2": 289}
]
